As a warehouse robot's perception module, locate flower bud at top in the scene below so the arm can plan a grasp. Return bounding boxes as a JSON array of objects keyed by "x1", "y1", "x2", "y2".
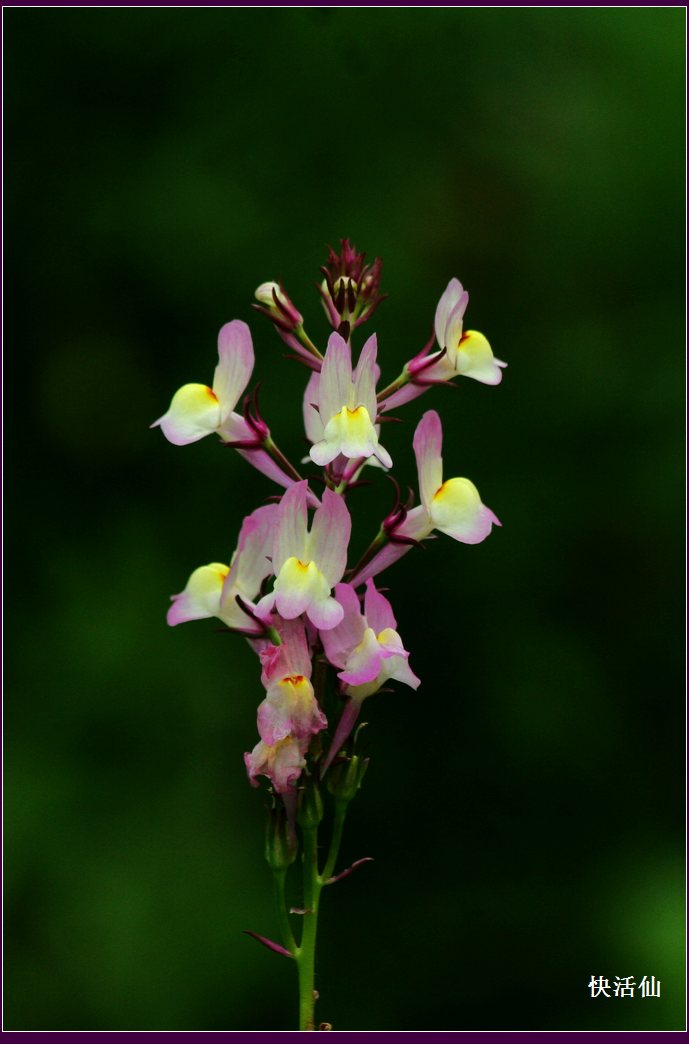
[
  {"x1": 325, "y1": 754, "x2": 369, "y2": 804},
  {"x1": 265, "y1": 803, "x2": 298, "y2": 871},
  {"x1": 253, "y1": 281, "x2": 303, "y2": 332},
  {"x1": 319, "y1": 239, "x2": 385, "y2": 330},
  {"x1": 297, "y1": 779, "x2": 324, "y2": 830}
]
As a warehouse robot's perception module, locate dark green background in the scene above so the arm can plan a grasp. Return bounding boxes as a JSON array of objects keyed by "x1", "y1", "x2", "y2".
[{"x1": 5, "y1": 7, "x2": 685, "y2": 1031}]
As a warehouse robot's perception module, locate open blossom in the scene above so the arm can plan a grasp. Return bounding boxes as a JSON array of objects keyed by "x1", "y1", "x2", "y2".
[
  {"x1": 167, "y1": 503, "x2": 276, "y2": 633},
  {"x1": 413, "y1": 409, "x2": 500, "y2": 543},
  {"x1": 321, "y1": 581, "x2": 420, "y2": 698},
  {"x1": 303, "y1": 370, "x2": 385, "y2": 475},
  {"x1": 244, "y1": 735, "x2": 308, "y2": 794},
  {"x1": 320, "y1": 580, "x2": 419, "y2": 773},
  {"x1": 309, "y1": 333, "x2": 392, "y2": 469},
  {"x1": 256, "y1": 618, "x2": 327, "y2": 745},
  {"x1": 351, "y1": 410, "x2": 500, "y2": 585},
  {"x1": 429, "y1": 278, "x2": 505, "y2": 386},
  {"x1": 258, "y1": 480, "x2": 352, "y2": 630},
  {"x1": 152, "y1": 320, "x2": 255, "y2": 446},
  {"x1": 380, "y1": 279, "x2": 506, "y2": 411}
]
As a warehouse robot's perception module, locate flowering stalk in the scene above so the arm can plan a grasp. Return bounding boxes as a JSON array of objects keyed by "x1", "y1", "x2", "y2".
[{"x1": 154, "y1": 240, "x2": 504, "y2": 1030}]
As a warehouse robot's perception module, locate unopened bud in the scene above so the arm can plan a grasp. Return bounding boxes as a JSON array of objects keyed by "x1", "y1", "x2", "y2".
[
  {"x1": 325, "y1": 753, "x2": 369, "y2": 804},
  {"x1": 297, "y1": 780, "x2": 324, "y2": 830},
  {"x1": 265, "y1": 804, "x2": 297, "y2": 871},
  {"x1": 320, "y1": 240, "x2": 384, "y2": 329},
  {"x1": 253, "y1": 281, "x2": 303, "y2": 331}
]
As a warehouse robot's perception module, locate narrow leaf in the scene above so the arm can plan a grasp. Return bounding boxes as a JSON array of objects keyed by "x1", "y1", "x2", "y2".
[
  {"x1": 326, "y1": 857, "x2": 374, "y2": 886},
  {"x1": 243, "y1": 930, "x2": 294, "y2": 958}
]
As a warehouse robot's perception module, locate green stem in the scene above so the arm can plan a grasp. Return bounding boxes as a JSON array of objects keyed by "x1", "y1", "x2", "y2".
[
  {"x1": 297, "y1": 827, "x2": 321, "y2": 1031},
  {"x1": 295, "y1": 325, "x2": 324, "y2": 361},
  {"x1": 264, "y1": 436, "x2": 304, "y2": 483},
  {"x1": 320, "y1": 802, "x2": 348, "y2": 884},
  {"x1": 376, "y1": 368, "x2": 409, "y2": 403},
  {"x1": 272, "y1": 869, "x2": 297, "y2": 955}
]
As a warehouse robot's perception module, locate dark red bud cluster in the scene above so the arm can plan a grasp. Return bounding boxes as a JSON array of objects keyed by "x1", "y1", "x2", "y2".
[{"x1": 318, "y1": 239, "x2": 386, "y2": 331}]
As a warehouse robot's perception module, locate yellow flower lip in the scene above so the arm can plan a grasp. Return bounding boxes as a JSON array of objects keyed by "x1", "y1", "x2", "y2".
[{"x1": 432, "y1": 481, "x2": 450, "y2": 503}]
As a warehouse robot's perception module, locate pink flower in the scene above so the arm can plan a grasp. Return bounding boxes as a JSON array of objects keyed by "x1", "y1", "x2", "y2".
[
  {"x1": 167, "y1": 504, "x2": 277, "y2": 633},
  {"x1": 413, "y1": 409, "x2": 500, "y2": 543},
  {"x1": 256, "y1": 618, "x2": 327, "y2": 745},
  {"x1": 258, "y1": 481, "x2": 352, "y2": 630},
  {"x1": 309, "y1": 333, "x2": 392, "y2": 469},
  {"x1": 351, "y1": 410, "x2": 500, "y2": 585},
  {"x1": 380, "y1": 279, "x2": 506, "y2": 411},
  {"x1": 431, "y1": 278, "x2": 505, "y2": 386},
  {"x1": 320, "y1": 580, "x2": 419, "y2": 774},
  {"x1": 244, "y1": 735, "x2": 308, "y2": 794},
  {"x1": 321, "y1": 581, "x2": 419, "y2": 699},
  {"x1": 152, "y1": 320, "x2": 255, "y2": 446}
]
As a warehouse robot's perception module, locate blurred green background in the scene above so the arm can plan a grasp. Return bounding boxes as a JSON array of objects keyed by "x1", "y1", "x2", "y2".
[{"x1": 5, "y1": 7, "x2": 685, "y2": 1031}]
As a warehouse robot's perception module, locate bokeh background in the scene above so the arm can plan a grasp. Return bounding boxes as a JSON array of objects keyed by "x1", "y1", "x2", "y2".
[{"x1": 5, "y1": 7, "x2": 685, "y2": 1031}]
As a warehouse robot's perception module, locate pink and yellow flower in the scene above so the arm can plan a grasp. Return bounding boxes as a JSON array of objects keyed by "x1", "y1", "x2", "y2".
[
  {"x1": 428, "y1": 277, "x2": 505, "y2": 387},
  {"x1": 167, "y1": 503, "x2": 277, "y2": 633},
  {"x1": 321, "y1": 581, "x2": 419, "y2": 698},
  {"x1": 309, "y1": 333, "x2": 392, "y2": 469},
  {"x1": 320, "y1": 579, "x2": 419, "y2": 773},
  {"x1": 244, "y1": 735, "x2": 309, "y2": 794},
  {"x1": 380, "y1": 278, "x2": 506, "y2": 411},
  {"x1": 256, "y1": 618, "x2": 327, "y2": 745},
  {"x1": 351, "y1": 410, "x2": 500, "y2": 584},
  {"x1": 412, "y1": 409, "x2": 500, "y2": 543},
  {"x1": 258, "y1": 481, "x2": 352, "y2": 631},
  {"x1": 152, "y1": 320, "x2": 255, "y2": 446}
]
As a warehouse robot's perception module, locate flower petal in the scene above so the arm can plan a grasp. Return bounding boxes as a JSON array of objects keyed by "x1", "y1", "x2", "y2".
[
  {"x1": 413, "y1": 411, "x2": 444, "y2": 512},
  {"x1": 153, "y1": 383, "x2": 221, "y2": 445},
  {"x1": 363, "y1": 579, "x2": 397, "y2": 633},
  {"x1": 375, "y1": 626, "x2": 408, "y2": 660},
  {"x1": 244, "y1": 736, "x2": 307, "y2": 793},
  {"x1": 385, "y1": 653, "x2": 421, "y2": 691},
  {"x1": 352, "y1": 333, "x2": 378, "y2": 419},
  {"x1": 274, "y1": 558, "x2": 328, "y2": 620},
  {"x1": 213, "y1": 320, "x2": 255, "y2": 419},
  {"x1": 453, "y1": 330, "x2": 504, "y2": 386},
  {"x1": 260, "y1": 616, "x2": 312, "y2": 686},
  {"x1": 320, "y1": 583, "x2": 367, "y2": 668},
  {"x1": 313, "y1": 406, "x2": 376, "y2": 462},
  {"x1": 318, "y1": 332, "x2": 353, "y2": 422},
  {"x1": 338, "y1": 627, "x2": 383, "y2": 686},
  {"x1": 273, "y1": 481, "x2": 309, "y2": 573},
  {"x1": 430, "y1": 477, "x2": 501, "y2": 544},
  {"x1": 444, "y1": 297, "x2": 467, "y2": 353},
  {"x1": 308, "y1": 488, "x2": 352, "y2": 587},
  {"x1": 307, "y1": 594, "x2": 344, "y2": 631},
  {"x1": 303, "y1": 371, "x2": 324, "y2": 444},
  {"x1": 309, "y1": 436, "x2": 344, "y2": 468},
  {"x1": 228, "y1": 504, "x2": 277, "y2": 598},
  {"x1": 258, "y1": 675, "x2": 326, "y2": 745},
  {"x1": 167, "y1": 562, "x2": 229, "y2": 626},
  {"x1": 434, "y1": 278, "x2": 468, "y2": 348}
]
